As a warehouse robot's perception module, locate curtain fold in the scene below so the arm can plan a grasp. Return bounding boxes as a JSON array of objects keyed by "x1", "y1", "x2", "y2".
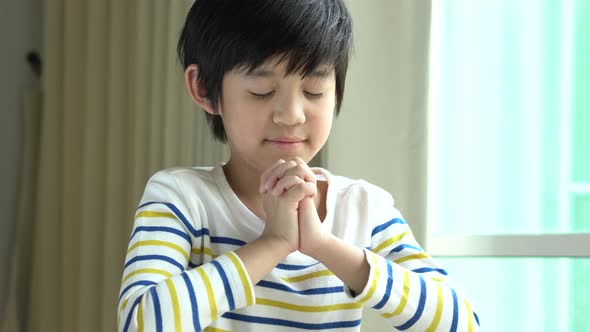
[
  {"x1": 2, "y1": 1, "x2": 228, "y2": 331},
  {"x1": 0, "y1": 87, "x2": 42, "y2": 332}
]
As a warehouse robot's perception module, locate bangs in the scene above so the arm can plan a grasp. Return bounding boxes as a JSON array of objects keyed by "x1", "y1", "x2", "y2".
[{"x1": 225, "y1": 0, "x2": 352, "y2": 78}]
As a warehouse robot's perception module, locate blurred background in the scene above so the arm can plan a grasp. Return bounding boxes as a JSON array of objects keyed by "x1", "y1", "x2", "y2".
[{"x1": 0, "y1": 0, "x2": 588, "y2": 331}]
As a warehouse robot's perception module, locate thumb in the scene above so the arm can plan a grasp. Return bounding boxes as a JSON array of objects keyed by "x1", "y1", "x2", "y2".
[{"x1": 298, "y1": 197, "x2": 317, "y2": 222}]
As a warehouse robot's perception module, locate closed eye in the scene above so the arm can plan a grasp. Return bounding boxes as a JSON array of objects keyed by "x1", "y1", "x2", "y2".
[
  {"x1": 304, "y1": 91, "x2": 324, "y2": 99},
  {"x1": 250, "y1": 91, "x2": 275, "y2": 100}
]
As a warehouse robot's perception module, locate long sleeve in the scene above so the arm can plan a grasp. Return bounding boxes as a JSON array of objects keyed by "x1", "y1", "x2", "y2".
[
  {"x1": 347, "y1": 192, "x2": 480, "y2": 331},
  {"x1": 117, "y1": 170, "x2": 255, "y2": 332}
]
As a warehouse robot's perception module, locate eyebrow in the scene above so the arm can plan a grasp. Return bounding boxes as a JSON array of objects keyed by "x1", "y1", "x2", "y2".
[{"x1": 246, "y1": 68, "x2": 333, "y2": 79}]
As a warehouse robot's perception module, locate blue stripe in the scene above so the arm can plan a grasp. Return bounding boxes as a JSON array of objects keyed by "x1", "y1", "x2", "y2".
[
  {"x1": 119, "y1": 280, "x2": 156, "y2": 302},
  {"x1": 211, "y1": 236, "x2": 246, "y2": 246},
  {"x1": 474, "y1": 311, "x2": 480, "y2": 326},
  {"x1": 212, "y1": 260, "x2": 236, "y2": 310},
  {"x1": 412, "y1": 267, "x2": 448, "y2": 275},
  {"x1": 150, "y1": 287, "x2": 163, "y2": 332},
  {"x1": 396, "y1": 276, "x2": 427, "y2": 330},
  {"x1": 371, "y1": 218, "x2": 406, "y2": 237},
  {"x1": 276, "y1": 261, "x2": 321, "y2": 271},
  {"x1": 450, "y1": 288, "x2": 459, "y2": 332},
  {"x1": 131, "y1": 226, "x2": 191, "y2": 245},
  {"x1": 222, "y1": 312, "x2": 361, "y2": 330},
  {"x1": 138, "y1": 201, "x2": 201, "y2": 237},
  {"x1": 373, "y1": 261, "x2": 393, "y2": 310},
  {"x1": 194, "y1": 228, "x2": 211, "y2": 237},
  {"x1": 188, "y1": 261, "x2": 199, "y2": 269},
  {"x1": 387, "y1": 244, "x2": 424, "y2": 255},
  {"x1": 124, "y1": 255, "x2": 185, "y2": 272},
  {"x1": 181, "y1": 273, "x2": 201, "y2": 331},
  {"x1": 122, "y1": 296, "x2": 142, "y2": 332},
  {"x1": 257, "y1": 280, "x2": 344, "y2": 295}
]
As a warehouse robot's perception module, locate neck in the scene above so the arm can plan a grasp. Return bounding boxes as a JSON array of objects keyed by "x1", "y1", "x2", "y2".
[{"x1": 223, "y1": 158, "x2": 263, "y2": 200}]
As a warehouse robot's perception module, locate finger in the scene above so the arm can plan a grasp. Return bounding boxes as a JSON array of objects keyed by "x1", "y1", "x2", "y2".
[
  {"x1": 262, "y1": 160, "x2": 298, "y2": 192},
  {"x1": 298, "y1": 196, "x2": 317, "y2": 221},
  {"x1": 294, "y1": 157, "x2": 307, "y2": 166},
  {"x1": 282, "y1": 181, "x2": 317, "y2": 203},
  {"x1": 259, "y1": 159, "x2": 286, "y2": 193},
  {"x1": 284, "y1": 161, "x2": 316, "y2": 185},
  {"x1": 272, "y1": 175, "x2": 305, "y2": 196},
  {"x1": 294, "y1": 157, "x2": 316, "y2": 184}
]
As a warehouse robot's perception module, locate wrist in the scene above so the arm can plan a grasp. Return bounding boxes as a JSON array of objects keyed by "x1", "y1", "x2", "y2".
[
  {"x1": 234, "y1": 235, "x2": 293, "y2": 285},
  {"x1": 305, "y1": 232, "x2": 337, "y2": 261},
  {"x1": 257, "y1": 233, "x2": 295, "y2": 258}
]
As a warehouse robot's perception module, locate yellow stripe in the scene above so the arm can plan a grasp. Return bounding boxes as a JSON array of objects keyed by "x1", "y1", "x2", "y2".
[
  {"x1": 256, "y1": 298, "x2": 361, "y2": 312},
  {"x1": 204, "y1": 327, "x2": 231, "y2": 332},
  {"x1": 165, "y1": 279, "x2": 182, "y2": 332},
  {"x1": 121, "y1": 297, "x2": 129, "y2": 312},
  {"x1": 128, "y1": 240, "x2": 189, "y2": 261},
  {"x1": 122, "y1": 268, "x2": 172, "y2": 284},
  {"x1": 191, "y1": 247, "x2": 217, "y2": 258},
  {"x1": 137, "y1": 298, "x2": 144, "y2": 332},
  {"x1": 425, "y1": 283, "x2": 444, "y2": 332},
  {"x1": 465, "y1": 298, "x2": 474, "y2": 332},
  {"x1": 372, "y1": 231, "x2": 408, "y2": 253},
  {"x1": 394, "y1": 253, "x2": 430, "y2": 264},
  {"x1": 118, "y1": 297, "x2": 128, "y2": 326},
  {"x1": 280, "y1": 269, "x2": 333, "y2": 283},
  {"x1": 227, "y1": 252, "x2": 254, "y2": 305},
  {"x1": 431, "y1": 277, "x2": 446, "y2": 282},
  {"x1": 197, "y1": 268, "x2": 218, "y2": 321},
  {"x1": 358, "y1": 253, "x2": 380, "y2": 304},
  {"x1": 135, "y1": 211, "x2": 177, "y2": 220},
  {"x1": 382, "y1": 269, "x2": 410, "y2": 318}
]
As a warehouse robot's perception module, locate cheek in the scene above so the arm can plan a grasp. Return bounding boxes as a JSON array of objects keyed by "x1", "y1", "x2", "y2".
[
  {"x1": 307, "y1": 107, "x2": 334, "y2": 142},
  {"x1": 223, "y1": 110, "x2": 266, "y2": 143},
  {"x1": 312, "y1": 97, "x2": 336, "y2": 127}
]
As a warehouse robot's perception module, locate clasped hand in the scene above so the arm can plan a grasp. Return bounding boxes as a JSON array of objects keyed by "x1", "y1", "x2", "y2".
[{"x1": 258, "y1": 157, "x2": 327, "y2": 257}]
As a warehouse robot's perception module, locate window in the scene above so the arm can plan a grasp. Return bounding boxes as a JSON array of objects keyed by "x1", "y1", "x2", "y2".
[{"x1": 428, "y1": 1, "x2": 590, "y2": 330}]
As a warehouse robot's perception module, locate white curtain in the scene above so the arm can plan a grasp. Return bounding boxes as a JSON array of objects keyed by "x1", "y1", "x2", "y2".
[{"x1": 1, "y1": 0, "x2": 227, "y2": 331}]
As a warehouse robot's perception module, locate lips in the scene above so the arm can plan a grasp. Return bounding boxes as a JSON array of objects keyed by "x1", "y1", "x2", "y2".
[
  {"x1": 267, "y1": 137, "x2": 305, "y2": 143},
  {"x1": 265, "y1": 137, "x2": 306, "y2": 150}
]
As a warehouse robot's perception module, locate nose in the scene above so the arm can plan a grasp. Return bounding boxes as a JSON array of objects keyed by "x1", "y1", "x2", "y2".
[{"x1": 272, "y1": 92, "x2": 306, "y2": 126}]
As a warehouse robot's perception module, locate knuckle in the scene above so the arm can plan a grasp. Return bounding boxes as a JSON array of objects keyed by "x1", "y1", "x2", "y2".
[
  {"x1": 282, "y1": 175, "x2": 300, "y2": 183},
  {"x1": 291, "y1": 175, "x2": 304, "y2": 183},
  {"x1": 295, "y1": 164, "x2": 306, "y2": 172}
]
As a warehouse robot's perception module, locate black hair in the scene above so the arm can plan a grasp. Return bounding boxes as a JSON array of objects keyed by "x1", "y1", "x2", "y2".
[{"x1": 177, "y1": 0, "x2": 353, "y2": 142}]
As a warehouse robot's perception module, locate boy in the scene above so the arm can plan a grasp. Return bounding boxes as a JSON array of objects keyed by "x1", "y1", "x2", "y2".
[{"x1": 118, "y1": 0, "x2": 479, "y2": 331}]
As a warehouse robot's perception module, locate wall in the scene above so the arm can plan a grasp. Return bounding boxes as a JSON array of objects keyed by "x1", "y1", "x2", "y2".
[{"x1": 330, "y1": 1, "x2": 432, "y2": 330}]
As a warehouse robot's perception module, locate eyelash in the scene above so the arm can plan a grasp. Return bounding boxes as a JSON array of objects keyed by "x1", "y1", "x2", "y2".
[
  {"x1": 250, "y1": 91, "x2": 324, "y2": 100},
  {"x1": 304, "y1": 92, "x2": 324, "y2": 99},
  {"x1": 251, "y1": 91, "x2": 275, "y2": 100}
]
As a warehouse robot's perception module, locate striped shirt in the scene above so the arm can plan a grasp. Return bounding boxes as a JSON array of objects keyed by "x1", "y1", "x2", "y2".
[{"x1": 118, "y1": 163, "x2": 480, "y2": 331}]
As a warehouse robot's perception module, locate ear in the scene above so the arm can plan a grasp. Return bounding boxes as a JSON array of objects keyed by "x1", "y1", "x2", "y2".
[{"x1": 184, "y1": 64, "x2": 216, "y2": 115}]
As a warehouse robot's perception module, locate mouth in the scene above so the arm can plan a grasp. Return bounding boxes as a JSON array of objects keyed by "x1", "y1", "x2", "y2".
[{"x1": 265, "y1": 137, "x2": 306, "y2": 150}]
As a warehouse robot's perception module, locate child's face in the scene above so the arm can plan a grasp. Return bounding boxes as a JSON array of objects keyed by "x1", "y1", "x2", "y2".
[{"x1": 220, "y1": 59, "x2": 336, "y2": 172}]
